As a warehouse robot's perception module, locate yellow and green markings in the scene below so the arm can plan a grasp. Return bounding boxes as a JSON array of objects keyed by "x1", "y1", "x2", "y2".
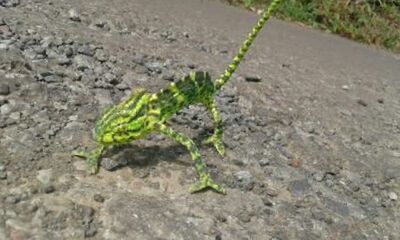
[{"x1": 72, "y1": 0, "x2": 283, "y2": 194}]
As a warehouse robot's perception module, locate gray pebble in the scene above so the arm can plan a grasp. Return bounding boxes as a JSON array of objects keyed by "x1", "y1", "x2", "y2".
[
  {"x1": 28, "y1": 204, "x2": 39, "y2": 213},
  {"x1": 0, "y1": 83, "x2": 10, "y2": 95},
  {"x1": 57, "y1": 55, "x2": 71, "y2": 65},
  {"x1": 44, "y1": 74, "x2": 62, "y2": 83},
  {"x1": 303, "y1": 122, "x2": 316, "y2": 134},
  {"x1": 74, "y1": 55, "x2": 94, "y2": 70},
  {"x1": 9, "y1": 111, "x2": 21, "y2": 122},
  {"x1": 85, "y1": 223, "x2": 97, "y2": 237},
  {"x1": 64, "y1": 46, "x2": 74, "y2": 57},
  {"x1": 238, "y1": 210, "x2": 251, "y2": 223},
  {"x1": 53, "y1": 37, "x2": 64, "y2": 46},
  {"x1": 311, "y1": 207, "x2": 333, "y2": 224},
  {"x1": 23, "y1": 49, "x2": 37, "y2": 60},
  {"x1": 36, "y1": 169, "x2": 53, "y2": 185},
  {"x1": 135, "y1": 64, "x2": 149, "y2": 74},
  {"x1": 245, "y1": 75, "x2": 261, "y2": 82},
  {"x1": 94, "y1": 49, "x2": 109, "y2": 62},
  {"x1": 101, "y1": 157, "x2": 128, "y2": 171},
  {"x1": 78, "y1": 205, "x2": 95, "y2": 224},
  {"x1": 93, "y1": 19, "x2": 108, "y2": 28},
  {"x1": 348, "y1": 181, "x2": 360, "y2": 192},
  {"x1": 187, "y1": 63, "x2": 196, "y2": 69},
  {"x1": 234, "y1": 170, "x2": 254, "y2": 191},
  {"x1": 162, "y1": 72, "x2": 175, "y2": 81},
  {"x1": 93, "y1": 194, "x2": 105, "y2": 203},
  {"x1": 132, "y1": 53, "x2": 146, "y2": 65},
  {"x1": 0, "y1": 42, "x2": 10, "y2": 50},
  {"x1": 288, "y1": 179, "x2": 311, "y2": 196},
  {"x1": 45, "y1": 48, "x2": 59, "y2": 59},
  {"x1": 1, "y1": 0, "x2": 20, "y2": 7},
  {"x1": 94, "y1": 65, "x2": 105, "y2": 76},
  {"x1": 68, "y1": 9, "x2": 81, "y2": 22},
  {"x1": 357, "y1": 99, "x2": 368, "y2": 107},
  {"x1": 61, "y1": 40, "x2": 73, "y2": 47},
  {"x1": 109, "y1": 55, "x2": 117, "y2": 63},
  {"x1": 265, "y1": 187, "x2": 279, "y2": 197},
  {"x1": 5, "y1": 195, "x2": 20, "y2": 204},
  {"x1": 258, "y1": 158, "x2": 270, "y2": 167},
  {"x1": 313, "y1": 171, "x2": 325, "y2": 182},
  {"x1": 45, "y1": 129, "x2": 56, "y2": 137},
  {"x1": 103, "y1": 72, "x2": 119, "y2": 85},
  {"x1": 116, "y1": 81, "x2": 130, "y2": 90},
  {"x1": 325, "y1": 179, "x2": 335, "y2": 187},
  {"x1": 138, "y1": 169, "x2": 150, "y2": 178},
  {"x1": 388, "y1": 192, "x2": 398, "y2": 201},
  {"x1": 37, "y1": 70, "x2": 54, "y2": 81},
  {"x1": 262, "y1": 197, "x2": 274, "y2": 207},
  {"x1": 0, "y1": 104, "x2": 11, "y2": 115},
  {"x1": 77, "y1": 44, "x2": 94, "y2": 56},
  {"x1": 381, "y1": 198, "x2": 391, "y2": 207},
  {"x1": 363, "y1": 177, "x2": 375, "y2": 187},
  {"x1": 33, "y1": 46, "x2": 46, "y2": 55},
  {"x1": 160, "y1": 30, "x2": 177, "y2": 42},
  {"x1": 40, "y1": 36, "x2": 54, "y2": 48},
  {"x1": 215, "y1": 213, "x2": 227, "y2": 223},
  {"x1": 43, "y1": 185, "x2": 55, "y2": 193},
  {"x1": 145, "y1": 61, "x2": 163, "y2": 73},
  {"x1": 325, "y1": 198, "x2": 349, "y2": 216}
]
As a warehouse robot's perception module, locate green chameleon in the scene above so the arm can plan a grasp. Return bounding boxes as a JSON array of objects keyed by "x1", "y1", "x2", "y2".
[{"x1": 72, "y1": 0, "x2": 283, "y2": 194}]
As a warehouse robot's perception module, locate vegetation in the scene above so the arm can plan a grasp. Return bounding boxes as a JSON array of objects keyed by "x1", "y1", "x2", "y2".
[{"x1": 225, "y1": 0, "x2": 400, "y2": 53}]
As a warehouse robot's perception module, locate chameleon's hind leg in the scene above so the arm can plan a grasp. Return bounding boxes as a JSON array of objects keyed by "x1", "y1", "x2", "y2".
[
  {"x1": 202, "y1": 98, "x2": 225, "y2": 156},
  {"x1": 72, "y1": 145, "x2": 105, "y2": 174},
  {"x1": 157, "y1": 124, "x2": 226, "y2": 194}
]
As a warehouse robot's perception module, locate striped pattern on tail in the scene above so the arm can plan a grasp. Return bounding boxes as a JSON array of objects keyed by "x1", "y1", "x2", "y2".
[{"x1": 214, "y1": 0, "x2": 283, "y2": 90}]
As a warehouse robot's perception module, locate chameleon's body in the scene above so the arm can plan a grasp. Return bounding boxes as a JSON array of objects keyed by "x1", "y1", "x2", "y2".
[{"x1": 73, "y1": 0, "x2": 283, "y2": 194}]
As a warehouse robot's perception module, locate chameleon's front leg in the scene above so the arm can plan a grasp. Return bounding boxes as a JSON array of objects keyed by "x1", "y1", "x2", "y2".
[
  {"x1": 157, "y1": 124, "x2": 226, "y2": 194},
  {"x1": 202, "y1": 98, "x2": 225, "y2": 156},
  {"x1": 72, "y1": 145, "x2": 105, "y2": 174}
]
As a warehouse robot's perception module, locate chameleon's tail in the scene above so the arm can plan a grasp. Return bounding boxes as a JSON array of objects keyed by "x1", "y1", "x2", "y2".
[{"x1": 214, "y1": 0, "x2": 283, "y2": 91}]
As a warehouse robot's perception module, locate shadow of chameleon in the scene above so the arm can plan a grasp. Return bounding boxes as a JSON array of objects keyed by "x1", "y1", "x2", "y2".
[{"x1": 102, "y1": 127, "x2": 218, "y2": 172}]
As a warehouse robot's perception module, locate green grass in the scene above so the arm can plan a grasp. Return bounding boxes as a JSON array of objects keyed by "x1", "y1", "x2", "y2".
[{"x1": 224, "y1": 0, "x2": 400, "y2": 53}]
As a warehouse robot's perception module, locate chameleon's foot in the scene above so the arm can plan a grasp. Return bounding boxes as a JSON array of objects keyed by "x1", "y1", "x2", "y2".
[
  {"x1": 86, "y1": 155, "x2": 100, "y2": 174},
  {"x1": 203, "y1": 135, "x2": 225, "y2": 156},
  {"x1": 71, "y1": 149, "x2": 101, "y2": 175},
  {"x1": 189, "y1": 174, "x2": 226, "y2": 194}
]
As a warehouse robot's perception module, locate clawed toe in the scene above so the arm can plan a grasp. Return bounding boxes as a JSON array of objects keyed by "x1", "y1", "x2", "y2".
[
  {"x1": 71, "y1": 149, "x2": 101, "y2": 175},
  {"x1": 189, "y1": 174, "x2": 226, "y2": 194},
  {"x1": 72, "y1": 150, "x2": 90, "y2": 159}
]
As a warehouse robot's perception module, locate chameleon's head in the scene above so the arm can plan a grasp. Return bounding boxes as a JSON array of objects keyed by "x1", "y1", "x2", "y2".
[{"x1": 94, "y1": 89, "x2": 151, "y2": 145}]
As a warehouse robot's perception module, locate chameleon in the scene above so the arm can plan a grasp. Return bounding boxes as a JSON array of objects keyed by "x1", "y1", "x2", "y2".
[{"x1": 72, "y1": 0, "x2": 283, "y2": 194}]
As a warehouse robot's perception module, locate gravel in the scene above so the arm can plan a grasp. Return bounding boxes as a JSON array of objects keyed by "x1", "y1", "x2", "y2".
[{"x1": 0, "y1": 0, "x2": 399, "y2": 239}]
